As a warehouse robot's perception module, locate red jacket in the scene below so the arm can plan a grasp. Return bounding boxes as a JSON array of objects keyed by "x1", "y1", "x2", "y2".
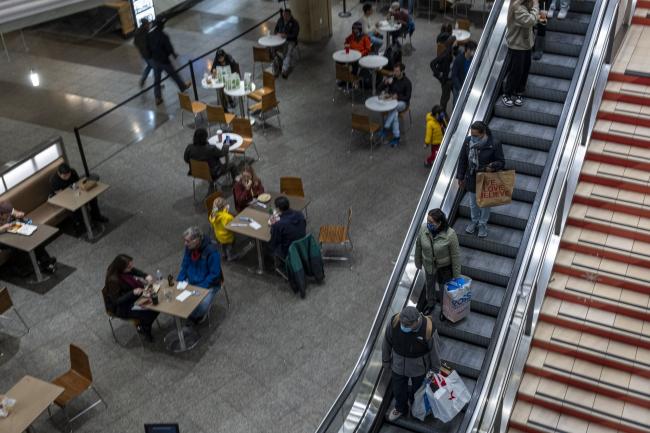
[
  {"x1": 344, "y1": 34, "x2": 372, "y2": 57},
  {"x1": 233, "y1": 179, "x2": 265, "y2": 212}
]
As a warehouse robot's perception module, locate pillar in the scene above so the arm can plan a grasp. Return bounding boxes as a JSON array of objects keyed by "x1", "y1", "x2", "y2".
[{"x1": 291, "y1": 0, "x2": 332, "y2": 42}]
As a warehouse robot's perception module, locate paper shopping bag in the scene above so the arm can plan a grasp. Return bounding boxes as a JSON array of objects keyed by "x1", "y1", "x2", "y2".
[
  {"x1": 475, "y1": 170, "x2": 515, "y2": 208},
  {"x1": 430, "y1": 371, "x2": 471, "y2": 422}
]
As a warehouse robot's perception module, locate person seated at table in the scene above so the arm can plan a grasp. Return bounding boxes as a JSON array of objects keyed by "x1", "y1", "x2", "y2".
[
  {"x1": 377, "y1": 62, "x2": 412, "y2": 148},
  {"x1": 233, "y1": 165, "x2": 265, "y2": 212},
  {"x1": 50, "y1": 163, "x2": 109, "y2": 234},
  {"x1": 211, "y1": 49, "x2": 240, "y2": 109},
  {"x1": 269, "y1": 196, "x2": 306, "y2": 267},
  {"x1": 361, "y1": 3, "x2": 383, "y2": 53},
  {"x1": 345, "y1": 21, "x2": 372, "y2": 57},
  {"x1": 177, "y1": 226, "x2": 223, "y2": 324},
  {"x1": 209, "y1": 197, "x2": 237, "y2": 261},
  {"x1": 184, "y1": 128, "x2": 239, "y2": 184},
  {"x1": 388, "y1": 2, "x2": 411, "y2": 45},
  {"x1": 273, "y1": 8, "x2": 300, "y2": 79},
  {"x1": 0, "y1": 201, "x2": 57, "y2": 275},
  {"x1": 102, "y1": 254, "x2": 159, "y2": 341}
]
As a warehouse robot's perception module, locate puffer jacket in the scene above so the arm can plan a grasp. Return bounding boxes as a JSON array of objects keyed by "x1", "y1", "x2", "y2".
[
  {"x1": 177, "y1": 238, "x2": 222, "y2": 288},
  {"x1": 424, "y1": 113, "x2": 446, "y2": 146},
  {"x1": 506, "y1": 0, "x2": 539, "y2": 50},
  {"x1": 414, "y1": 226, "x2": 461, "y2": 277},
  {"x1": 456, "y1": 134, "x2": 505, "y2": 193},
  {"x1": 209, "y1": 208, "x2": 234, "y2": 244}
]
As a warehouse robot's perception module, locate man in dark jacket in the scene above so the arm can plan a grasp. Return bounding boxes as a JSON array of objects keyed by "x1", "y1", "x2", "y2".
[
  {"x1": 147, "y1": 19, "x2": 190, "y2": 105},
  {"x1": 273, "y1": 9, "x2": 300, "y2": 79},
  {"x1": 183, "y1": 128, "x2": 238, "y2": 183},
  {"x1": 134, "y1": 18, "x2": 153, "y2": 87},
  {"x1": 377, "y1": 62, "x2": 412, "y2": 148},
  {"x1": 269, "y1": 196, "x2": 306, "y2": 260},
  {"x1": 456, "y1": 120, "x2": 505, "y2": 238},
  {"x1": 451, "y1": 40, "x2": 477, "y2": 107},
  {"x1": 430, "y1": 32, "x2": 456, "y2": 114}
]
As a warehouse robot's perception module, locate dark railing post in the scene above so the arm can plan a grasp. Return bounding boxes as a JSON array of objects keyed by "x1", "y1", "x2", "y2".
[
  {"x1": 339, "y1": 0, "x2": 351, "y2": 17},
  {"x1": 188, "y1": 60, "x2": 199, "y2": 100},
  {"x1": 74, "y1": 127, "x2": 91, "y2": 178}
]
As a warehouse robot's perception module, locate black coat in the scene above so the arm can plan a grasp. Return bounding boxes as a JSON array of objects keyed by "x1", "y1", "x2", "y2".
[
  {"x1": 102, "y1": 268, "x2": 147, "y2": 317},
  {"x1": 456, "y1": 134, "x2": 505, "y2": 193},
  {"x1": 184, "y1": 143, "x2": 229, "y2": 177},
  {"x1": 147, "y1": 28, "x2": 176, "y2": 64},
  {"x1": 270, "y1": 209, "x2": 306, "y2": 258}
]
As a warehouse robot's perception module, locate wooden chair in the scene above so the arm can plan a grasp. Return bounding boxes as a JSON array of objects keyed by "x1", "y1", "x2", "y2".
[
  {"x1": 204, "y1": 191, "x2": 224, "y2": 214},
  {"x1": 48, "y1": 344, "x2": 107, "y2": 429},
  {"x1": 206, "y1": 104, "x2": 235, "y2": 133},
  {"x1": 351, "y1": 113, "x2": 381, "y2": 154},
  {"x1": 249, "y1": 92, "x2": 281, "y2": 129},
  {"x1": 319, "y1": 208, "x2": 353, "y2": 260},
  {"x1": 335, "y1": 63, "x2": 361, "y2": 97},
  {"x1": 252, "y1": 46, "x2": 273, "y2": 79},
  {"x1": 232, "y1": 117, "x2": 260, "y2": 161},
  {"x1": 0, "y1": 287, "x2": 29, "y2": 336},
  {"x1": 457, "y1": 18, "x2": 471, "y2": 30},
  {"x1": 399, "y1": 105, "x2": 413, "y2": 129},
  {"x1": 178, "y1": 92, "x2": 206, "y2": 129},
  {"x1": 280, "y1": 177, "x2": 305, "y2": 198},
  {"x1": 248, "y1": 71, "x2": 276, "y2": 103},
  {"x1": 189, "y1": 159, "x2": 215, "y2": 202}
]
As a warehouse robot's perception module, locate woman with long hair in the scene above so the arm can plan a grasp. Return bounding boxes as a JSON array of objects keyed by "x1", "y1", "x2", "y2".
[{"x1": 232, "y1": 165, "x2": 265, "y2": 212}]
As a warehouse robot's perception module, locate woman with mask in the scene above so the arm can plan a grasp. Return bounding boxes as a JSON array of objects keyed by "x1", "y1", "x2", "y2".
[
  {"x1": 456, "y1": 121, "x2": 505, "y2": 238},
  {"x1": 424, "y1": 105, "x2": 448, "y2": 168},
  {"x1": 415, "y1": 208, "x2": 461, "y2": 320}
]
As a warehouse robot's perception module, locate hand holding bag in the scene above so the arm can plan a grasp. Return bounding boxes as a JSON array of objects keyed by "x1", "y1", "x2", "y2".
[{"x1": 475, "y1": 169, "x2": 515, "y2": 208}]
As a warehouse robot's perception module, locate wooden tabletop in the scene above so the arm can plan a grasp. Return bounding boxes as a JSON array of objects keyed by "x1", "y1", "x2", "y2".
[
  {"x1": 48, "y1": 181, "x2": 110, "y2": 212},
  {"x1": 0, "y1": 224, "x2": 59, "y2": 252},
  {"x1": 1, "y1": 375, "x2": 63, "y2": 433},
  {"x1": 137, "y1": 283, "x2": 209, "y2": 319}
]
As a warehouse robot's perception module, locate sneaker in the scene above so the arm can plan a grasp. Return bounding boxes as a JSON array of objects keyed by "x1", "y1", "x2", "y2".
[
  {"x1": 388, "y1": 137, "x2": 400, "y2": 148},
  {"x1": 557, "y1": 6, "x2": 568, "y2": 19},
  {"x1": 501, "y1": 94, "x2": 514, "y2": 107},
  {"x1": 478, "y1": 224, "x2": 488, "y2": 238},
  {"x1": 387, "y1": 408, "x2": 403, "y2": 422},
  {"x1": 514, "y1": 95, "x2": 524, "y2": 106},
  {"x1": 547, "y1": 3, "x2": 556, "y2": 18},
  {"x1": 465, "y1": 222, "x2": 477, "y2": 234}
]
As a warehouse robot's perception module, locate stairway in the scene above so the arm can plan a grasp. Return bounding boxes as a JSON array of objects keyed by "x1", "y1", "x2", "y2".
[{"x1": 507, "y1": 69, "x2": 650, "y2": 433}]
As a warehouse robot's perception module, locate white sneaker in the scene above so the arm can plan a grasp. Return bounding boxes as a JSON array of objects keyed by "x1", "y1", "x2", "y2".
[
  {"x1": 547, "y1": 3, "x2": 556, "y2": 18},
  {"x1": 387, "y1": 408, "x2": 403, "y2": 422},
  {"x1": 557, "y1": 6, "x2": 568, "y2": 19}
]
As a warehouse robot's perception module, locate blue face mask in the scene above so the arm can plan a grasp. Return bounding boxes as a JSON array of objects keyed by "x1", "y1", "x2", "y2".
[
  {"x1": 470, "y1": 135, "x2": 481, "y2": 144},
  {"x1": 400, "y1": 324, "x2": 413, "y2": 333},
  {"x1": 427, "y1": 223, "x2": 438, "y2": 234}
]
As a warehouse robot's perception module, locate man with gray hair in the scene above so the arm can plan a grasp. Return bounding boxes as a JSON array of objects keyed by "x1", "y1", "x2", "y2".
[
  {"x1": 177, "y1": 226, "x2": 223, "y2": 324},
  {"x1": 382, "y1": 306, "x2": 441, "y2": 422}
]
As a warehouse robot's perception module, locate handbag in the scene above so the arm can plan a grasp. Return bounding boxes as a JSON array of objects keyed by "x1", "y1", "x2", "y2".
[{"x1": 475, "y1": 169, "x2": 515, "y2": 208}]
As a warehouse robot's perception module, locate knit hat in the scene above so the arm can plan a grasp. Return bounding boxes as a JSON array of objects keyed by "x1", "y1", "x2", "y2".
[
  {"x1": 400, "y1": 306, "x2": 420, "y2": 327},
  {"x1": 390, "y1": 2, "x2": 401, "y2": 10}
]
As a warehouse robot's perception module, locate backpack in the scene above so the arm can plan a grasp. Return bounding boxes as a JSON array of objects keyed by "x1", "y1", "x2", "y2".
[{"x1": 391, "y1": 313, "x2": 433, "y2": 340}]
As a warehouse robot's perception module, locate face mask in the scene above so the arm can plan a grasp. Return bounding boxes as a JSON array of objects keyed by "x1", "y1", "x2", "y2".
[
  {"x1": 437, "y1": 113, "x2": 445, "y2": 121},
  {"x1": 470, "y1": 135, "x2": 481, "y2": 144},
  {"x1": 400, "y1": 324, "x2": 413, "y2": 333},
  {"x1": 427, "y1": 223, "x2": 439, "y2": 234}
]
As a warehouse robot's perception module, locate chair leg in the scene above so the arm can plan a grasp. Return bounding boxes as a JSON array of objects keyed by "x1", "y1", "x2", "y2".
[
  {"x1": 369, "y1": 131, "x2": 375, "y2": 154},
  {"x1": 181, "y1": 110, "x2": 185, "y2": 128},
  {"x1": 14, "y1": 308, "x2": 29, "y2": 335},
  {"x1": 253, "y1": 141, "x2": 261, "y2": 160},
  {"x1": 192, "y1": 179, "x2": 197, "y2": 202},
  {"x1": 222, "y1": 285, "x2": 231, "y2": 309},
  {"x1": 92, "y1": 385, "x2": 108, "y2": 409},
  {"x1": 276, "y1": 107, "x2": 282, "y2": 129}
]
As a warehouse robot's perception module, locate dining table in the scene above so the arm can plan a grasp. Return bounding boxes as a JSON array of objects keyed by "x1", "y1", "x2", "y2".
[{"x1": 0, "y1": 375, "x2": 64, "y2": 433}]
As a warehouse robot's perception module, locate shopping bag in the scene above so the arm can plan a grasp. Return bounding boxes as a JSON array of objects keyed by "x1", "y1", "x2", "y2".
[
  {"x1": 430, "y1": 371, "x2": 471, "y2": 423},
  {"x1": 442, "y1": 276, "x2": 472, "y2": 323},
  {"x1": 411, "y1": 378, "x2": 436, "y2": 421},
  {"x1": 475, "y1": 170, "x2": 515, "y2": 208}
]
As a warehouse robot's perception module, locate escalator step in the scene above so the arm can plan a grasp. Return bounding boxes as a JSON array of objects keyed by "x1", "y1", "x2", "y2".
[
  {"x1": 568, "y1": 0, "x2": 596, "y2": 14},
  {"x1": 431, "y1": 304, "x2": 495, "y2": 347},
  {"x1": 525, "y1": 74, "x2": 571, "y2": 103},
  {"x1": 544, "y1": 31, "x2": 585, "y2": 57},
  {"x1": 459, "y1": 194, "x2": 532, "y2": 230},
  {"x1": 489, "y1": 117, "x2": 556, "y2": 150},
  {"x1": 454, "y1": 217, "x2": 523, "y2": 258},
  {"x1": 439, "y1": 336, "x2": 486, "y2": 379},
  {"x1": 503, "y1": 143, "x2": 548, "y2": 177},
  {"x1": 460, "y1": 248, "x2": 514, "y2": 287},
  {"x1": 546, "y1": 12, "x2": 592, "y2": 34},
  {"x1": 514, "y1": 173, "x2": 540, "y2": 203},
  {"x1": 493, "y1": 98, "x2": 564, "y2": 127},
  {"x1": 470, "y1": 280, "x2": 506, "y2": 317},
  {"x1": 530, "y1": 52, "x2": 577, "y2": 79}
]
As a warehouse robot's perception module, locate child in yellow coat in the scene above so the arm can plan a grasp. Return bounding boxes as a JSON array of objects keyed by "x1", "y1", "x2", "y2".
[
  {"x1": 209, "y1": 197, "x2": 236, "y2": 260},
  {"x1": 424, "y1": 105, "x2": 448, "y2": 168}
]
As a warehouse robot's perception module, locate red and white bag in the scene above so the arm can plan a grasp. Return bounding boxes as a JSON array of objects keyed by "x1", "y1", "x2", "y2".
[{"x1": 430, "y1": 371, "x2": 471, "y2": 422}]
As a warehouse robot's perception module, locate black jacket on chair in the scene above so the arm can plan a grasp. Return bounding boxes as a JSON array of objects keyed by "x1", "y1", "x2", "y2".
[
  {"x1": 456, "y1": 134, "x2": 505, "y2": 193},
  {"x1": 184, "y1": 143, "x2": 230, "y2": 178}
]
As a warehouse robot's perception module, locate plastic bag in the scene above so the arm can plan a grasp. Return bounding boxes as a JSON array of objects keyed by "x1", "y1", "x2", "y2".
[
  {"x1": 442, "y1": 276, "x2": 472, "y2": 323},
  {"x1": 411, "y1": 377, "x2": 437, "y2": 421},
  {"x1": 430, "y1": 371, "x2": 471, "y2": 422}
]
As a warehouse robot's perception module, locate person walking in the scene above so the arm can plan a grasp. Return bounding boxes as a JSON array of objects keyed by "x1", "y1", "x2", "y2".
[
  {"x1": 147, "y1": 18, "x2": 190, "y2": 105},
  {"x1": 424, "y1": 105, "x2": 448, "y2": 167},
  {"x1": 382, "y1": 306, "x2": 441, "y2": 422},
  {"x1": 501, "y1": 0, "x2": 541, "y2": 107},
  {"x1": 456, "y1": 121, "x2": 504, "y2": 238},
  {"x1": 134, "y1": 18, "x2": 154, "y2": 88},
  {"x1": 451, "y1": 40, "x2": 477, "y2": 107},
  {"x1": 430, "y1": 28, "x2": 456, "y2": 114},
  {"x1": 414, "y1": 209, "x2": 461, "y2": 320}
]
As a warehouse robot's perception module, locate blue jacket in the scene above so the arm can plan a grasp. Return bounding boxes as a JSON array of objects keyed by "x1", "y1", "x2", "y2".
[
  {"x1": 270, "y1": 209, "x2": 307, "y2": 258},
  {"x1": 451, "y1": 53, "x2": 472, "y2": 91},
  {"x1": 177, "y1": 238, "x2": 222, "y2": 288}
]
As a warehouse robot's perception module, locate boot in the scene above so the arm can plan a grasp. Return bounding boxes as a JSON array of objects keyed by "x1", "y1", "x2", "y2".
[{"x1": 532, "y1": 36, "x2": 545, "y2": 61}]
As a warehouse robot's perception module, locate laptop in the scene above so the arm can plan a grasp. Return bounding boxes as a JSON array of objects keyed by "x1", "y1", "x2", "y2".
[{"x1": 144, "y1": 424, "x2": 180, "y2": 433}]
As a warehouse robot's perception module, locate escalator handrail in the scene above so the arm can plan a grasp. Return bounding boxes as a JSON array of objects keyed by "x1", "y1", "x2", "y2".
[{"x1": 314, "y1": 1, "x2": 509, "y2": 430}]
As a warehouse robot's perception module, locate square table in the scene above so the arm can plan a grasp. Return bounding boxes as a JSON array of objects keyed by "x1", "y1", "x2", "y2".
[
  {"x1": 137, "y1": 283, "x2": 209, "y2": 353},
  {"x1": 0, "y1": 224, "x2": 59, "y2": 283},
  {"x1": 1, "y1": 375, "x2": 64, "y2": 433},
  {"x1": 226, "y1": 193, "x2": 309, "y2": 275},
  {"x1": 47, "y1": 181, "x2": 110, "y2": 241}
]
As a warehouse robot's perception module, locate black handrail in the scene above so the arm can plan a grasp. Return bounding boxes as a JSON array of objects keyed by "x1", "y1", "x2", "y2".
[{"x1": 73, "y1": 9, "x2": 282, "y2": 177}]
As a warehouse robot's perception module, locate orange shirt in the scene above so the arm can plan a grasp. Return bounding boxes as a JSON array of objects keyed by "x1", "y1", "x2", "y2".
[{"x1": 344, "y1": 34, "x2": 372, "y2": 57}]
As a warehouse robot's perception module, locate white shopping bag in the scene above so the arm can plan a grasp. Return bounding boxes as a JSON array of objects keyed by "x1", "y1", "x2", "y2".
[
  {"x1": 430, "y1": 371, "x2": 471, "y2": 422},
  {"x1": 411, "y1": 378, "x2": 437, "y2": 421},
  {"x1": 442, "y1": 276, "x2": 472, "y2": 323}
]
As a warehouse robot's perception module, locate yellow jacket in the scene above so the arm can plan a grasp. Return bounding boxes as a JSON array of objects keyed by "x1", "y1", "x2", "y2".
[
  {"x1": 424, "y1": 113, "x2": 446, "y2": 146},
  {"x1": 209, "y1": 208, "x2": 234, "y2": 244}
]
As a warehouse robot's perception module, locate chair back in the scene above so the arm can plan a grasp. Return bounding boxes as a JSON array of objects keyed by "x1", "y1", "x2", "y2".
[
  {"x1": 457, "y1": 19, "x2": 471, "y2": 30},
  {"x1": 262, "y1": 71, "x2": 276, "y2": 90},
  {"x1": 206, "y1": 104, "x2": 227, "y2": 123},
  {"x1": 335, "y1": 63, "x2": 353, "y2": 83},
  {"x1": 351, "y1": 113, "x2": 370, "y2": 132},
  {"x1": 280, "y1": 177, "x2": 305, "y2": 197},
  {"x1": 69, "y1": 344, "x2": 93, "y2": 383},
  {"x1": 178, "y1": 92, "x2": 192, "y2": 112},
  {"x1": 0, "y1": 287, "x2": 13, "y2": 314},
  {"x1": 190, "y1": 159, "x2": 213, "y2": 182},
  {"x1": 253, "y1": 46, "x2": 273, "y2": 63},
  {"x1": 204, "y1": 191, "x2": 223, "y2": 213},
  {"x1": 261, "y1": 92, "x2": 279, "y2": 112},
  {"x1": 344, "y1": 208, "x2": 352, "y2": 239},
  {"x1": 232, "y1": 117, "x2": 253, "y2": 139}
]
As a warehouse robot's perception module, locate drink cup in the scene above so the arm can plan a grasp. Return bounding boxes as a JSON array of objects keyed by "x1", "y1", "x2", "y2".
[
  {"x1": 217, "y1": 129, "x2": 223, "y2": 142},
  {"x1": 152, "y1": 292, "x2": 159, "y2": 305},
  {"x1": 167, "y1": 274, "x2": 174, "y2": 287},
  {"x1": 345, "y1": 45, "x2": 350, "y2": 54}
]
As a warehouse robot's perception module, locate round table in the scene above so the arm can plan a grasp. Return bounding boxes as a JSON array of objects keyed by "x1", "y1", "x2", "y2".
[
  {"x1": 365, "y1": 96, "x2": 398, "y2": 112},
  {"x1": 332, "y1": 49, "x2": 362, "y2": 63},
  {"x1": 258, "y1": 35, "x2": 286, "y2": 47},
  {"x1": 225, "y1": 81, "x2": 257, "y2": 123},
  {"x1": 452, "y1": 29, "x2": 471, "y2": 43},
  {"x1": 201, "y1": 76, "x2": 225, "y2": 106},
  {"x1": 208, "y1": 133, "x2": 243, "y2": 152},
  {"x1": 359, "y1": 55, "x2": 388, "y2": 95},
  {"x1": 377, "y1": 20, "x2": 401, "y2": 51}
]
